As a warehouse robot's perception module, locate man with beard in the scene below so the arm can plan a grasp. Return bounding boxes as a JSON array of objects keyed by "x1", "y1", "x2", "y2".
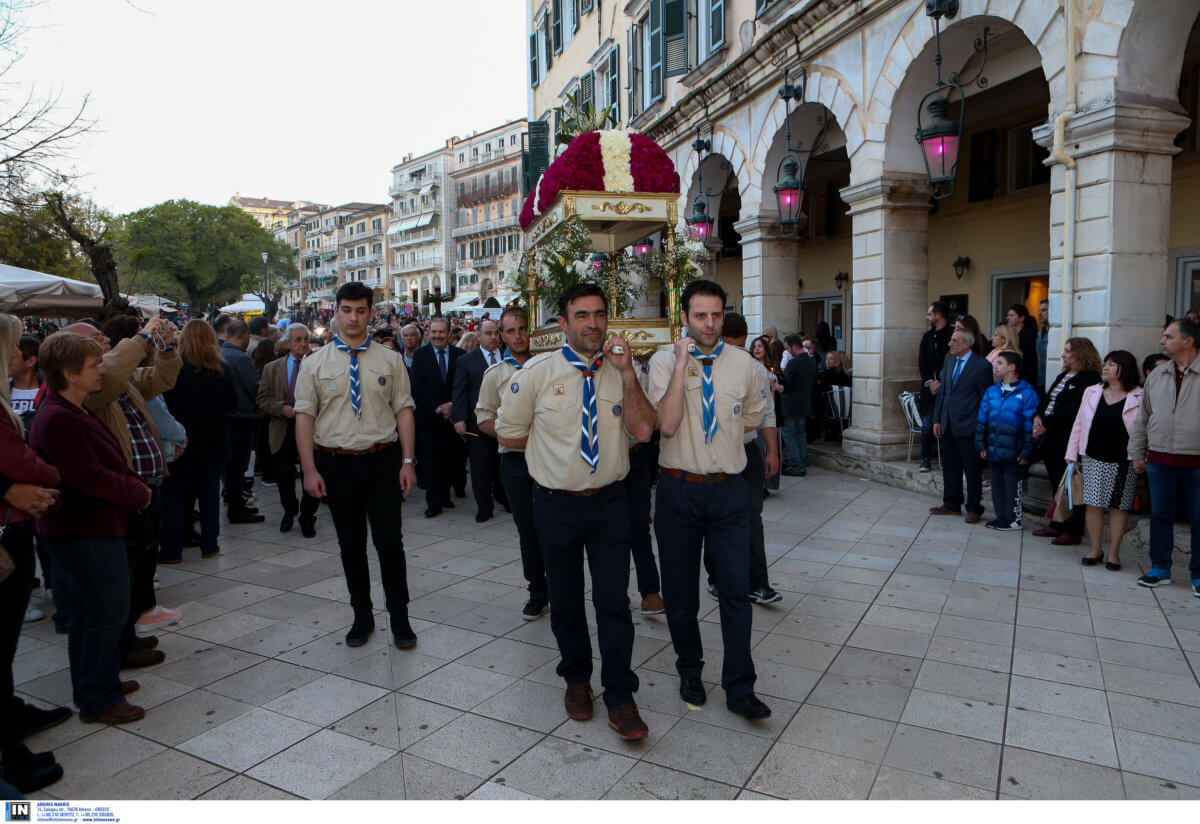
[{"x1": 918, "y1": 302, "x2": 954, "y2": 472}]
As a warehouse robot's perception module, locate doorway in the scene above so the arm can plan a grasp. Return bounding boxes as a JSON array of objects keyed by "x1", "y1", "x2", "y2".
[
  {"x1": 798, "y1": 296, "x2": 846, "y2": 352},
  {"x1": 991, "y1": 268, "x2": 1049, "y2": 328}
]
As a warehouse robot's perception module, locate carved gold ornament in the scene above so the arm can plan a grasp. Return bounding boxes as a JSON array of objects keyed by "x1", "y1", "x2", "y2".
[{"x1": 590, "y1": 201, "x2": 654, "y2": 216}]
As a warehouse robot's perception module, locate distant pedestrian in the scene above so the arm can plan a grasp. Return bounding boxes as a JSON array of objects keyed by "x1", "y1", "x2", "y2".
[{"x1": 975, "y1": 350, "x2": 1037, "y2": 531}]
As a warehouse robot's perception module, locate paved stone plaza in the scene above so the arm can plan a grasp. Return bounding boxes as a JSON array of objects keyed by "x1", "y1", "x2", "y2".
[{"x1": 13, "y1": 468, "x2": 1200, "y2": 800}]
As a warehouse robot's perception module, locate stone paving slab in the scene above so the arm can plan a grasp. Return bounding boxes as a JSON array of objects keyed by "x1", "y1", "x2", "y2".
[{"x1": 16, "y1": 467, "x2": 1200, "y2": 799}]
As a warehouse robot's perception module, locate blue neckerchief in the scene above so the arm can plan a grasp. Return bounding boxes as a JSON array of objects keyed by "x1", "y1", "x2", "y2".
[
  {"x1": 332, "y1": 335, "x2": 369, "y2": 418},
  {"x1": 561, "y1": 346, "x2": 604, "y2": 473},
  {"x1": 692, "y1": 340, "x2": 724, "y2": 444}
]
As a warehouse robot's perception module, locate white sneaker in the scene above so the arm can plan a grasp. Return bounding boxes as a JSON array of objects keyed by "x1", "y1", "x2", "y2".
[
  {"x1": 24, "y1": 604, "x2": 45, "y2": 622},
  {"x1": 136, "y1": 604, "x2": 182, "y2": 632}
]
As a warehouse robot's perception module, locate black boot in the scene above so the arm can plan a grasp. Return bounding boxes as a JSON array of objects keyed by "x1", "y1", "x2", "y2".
[
  {"x1": 391, "y1": 614, "x2": 417, "y2": 649},
  {"x1": 1, "y1": 743, "x2": 64, "y2": 794},
  {"x1": 345, "y1": 612, "x2": 375, "y2": 647}
]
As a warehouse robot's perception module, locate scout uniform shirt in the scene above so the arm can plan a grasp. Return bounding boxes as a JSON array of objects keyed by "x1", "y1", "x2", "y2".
[
  {"x1": 648, "y1": 345, "x2": 769, "y2": 475},
  {"x1": 475, "y1": 360, "x2": 520, "y2": 454},
  {"x1": 293, "y1": 340, "x2": 415, "y2": 451},
  {"x1": 495, "y1": 349, "x2": 635, "y2": 491}
]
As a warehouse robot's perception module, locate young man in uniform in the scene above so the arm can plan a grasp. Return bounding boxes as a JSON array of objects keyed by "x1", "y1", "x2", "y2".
[
  {"x1": 649, "y1": 279, "x2": 773, "y2": 720},
  {"x1": 475, "y1": 307, "x2": 547, "y2": 620},
  {"x1": 294, "y1": 282, "x2": 419, "y2": 650},
  {"x1": 496, "y1": 283, "x2": 656, "y2": 741}
]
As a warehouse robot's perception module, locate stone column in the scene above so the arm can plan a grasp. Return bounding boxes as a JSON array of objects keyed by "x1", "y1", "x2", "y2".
[
  {"x1": 736, "y1": 215, "x2": 799, "y2": 336},
  {"x1": 1034, "y1": 101, "x2": 1190, "y2": 379},
  {"x1": 838, "y1": 173, "x2": 932, "y2": 462}
]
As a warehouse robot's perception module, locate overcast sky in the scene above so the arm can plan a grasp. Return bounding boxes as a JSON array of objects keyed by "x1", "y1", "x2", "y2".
[{"x1": 10, "y1": 0, "x2": 527, "y2": 214}]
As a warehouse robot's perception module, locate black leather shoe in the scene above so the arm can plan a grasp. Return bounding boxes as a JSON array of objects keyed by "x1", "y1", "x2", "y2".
[
  {"x1": 228, "y1": 511, "x2": 265, "y2": 524},
  {"x1": 475, "y1": 513, "x2": 492, "y2": 523},
  {"x1": 1, "y1": 743, "x2": 63, "y2": 793},
  {"x1": 346, "y1": 614, "x2": 375, "y2": 647},
  {"x1": 280, "y1": 513, "x2": 295, "y2": 533},
  {"x1": 300, "y1": 521, "x2": 316, "y2": 539},
  {"x1": 424, "y1": 506, "x2": 442, "y2": 518},
  {"x1": 726, "y1": 693, "x2": 771, "y2": 720},
  {"x1": 391, "y1": 614, "x2": 417, "y2": 649},
  {"x1": 15, "y1": 704, "x2": 72, "y2": 739},
  {"x1": 679, "y1": 677, "x2": 707, "y2": 706},
  {"x1": 454, "y1": 488, "x2": 466, "y2": 499}
]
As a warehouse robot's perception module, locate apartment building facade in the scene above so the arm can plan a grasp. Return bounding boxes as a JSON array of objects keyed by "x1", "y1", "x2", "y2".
[
  {"x1": 526, "y1": 0, "x2": 1200, "y2": 462},
  {"x1": 339, "y1": 204, "x2": 392, "y2": 302},
  {"x1": 448, "y1": 119, "x2": 528, "y2": 310},
  {"x1": 388, "y1": 144, "x2": 455, "y2": 309}
]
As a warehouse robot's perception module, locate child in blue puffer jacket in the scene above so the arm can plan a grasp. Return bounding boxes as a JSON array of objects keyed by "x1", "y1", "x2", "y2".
[{"x1": 975, "y1": 350, "x2": 1039, "y2": 530}]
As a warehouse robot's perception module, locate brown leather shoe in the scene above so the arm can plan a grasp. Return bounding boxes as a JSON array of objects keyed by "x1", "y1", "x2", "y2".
[
  {"x1": 121, "y1": 647, "x2": 165, "y2": 669},
  {"x1": 564, "y1": 682, "x2": 594, "y2": 721},
  {"x1": 81, "y1": 701, "x2": 145, "y2": 724},
  {"x1": 639, "y1": 593, "x2": 666, "y2": 615},
  {"x1": 1052, "y1": 533, "x2": 1082, "y2": 546},
  {"x1": 607, "y1": 702, "x2": 649, "y2": 741},
  {"x1": 965, "y1": 512, "x2": 982, "y2": 524},
  {"x1": 929, "y1": 506, "x2": 960, "y2": 516},
  {"x1": 121, "y1": 680, "x2": 140, "y2": 696},
  {"x1": 1032, "y1": 526, "x2": 1062, "y2": 538}
]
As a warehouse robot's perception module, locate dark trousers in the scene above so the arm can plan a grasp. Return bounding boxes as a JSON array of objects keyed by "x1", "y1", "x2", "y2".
[
  {"x1": 656, "y1": 473, "x2": 756, "y2": 699},
  {"x1": 224, "y1": 419, "x2": 257, "y2": 513},
  {"x1": 255, "y1": 416, "x2": 274, "y2": 481},
  {"x1": 705, "y1": 443, "x2": 769, "y2": 591},
  {"x1": 499, "y1": 452, "x2": 546, "y2": 600},
  {"x1": 0, "y1": 521, "x2": 35, "y2": 746},
  {"x1": 1044, "y1": 438, "x2": 1087, "y2": 535},
  {"x1": 625, "y1": 444, "x2": 661, "y2": 597},
  {"x1": 532, "y1": 482, "x2": 637, "y2": 709},
  {"x1": 316, "y1": 444, "x2": 410, "y2": 618},
  {"x1": 468, "y1": 431, "x2": 506, "y2": 519},
  {"x1": 1146, "y1": 462, "x2": 1200, "y2": 576},
  {"x1": 940, "y1": 432, "x2": 984, "y2": 515},
  {"x1": 274, "y1": 422, "x2": 320, "y2": 526},
  {"x1": 418, "y1": 421, "x2": 457, "y2": 508},
  {"x1": 919, "y1": 390, "x2": 936, "y2": 462},
  {"x1": 988, "y1": 460, "x2": 1024, "y2": 525},
  {"x1": 44, "y1": 536, "x2": 129, "y2": 718},
  {"x1": 161, "y1": 454, "x2": 222, "y2": 559},
  {"x1": 121, "y1": 484, "x2": 161, "y2": 653}
]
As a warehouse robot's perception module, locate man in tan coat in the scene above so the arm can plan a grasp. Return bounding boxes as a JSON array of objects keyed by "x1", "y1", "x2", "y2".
[{"x1": 257, "y1": 324, "x2": 320, "y2": 537}]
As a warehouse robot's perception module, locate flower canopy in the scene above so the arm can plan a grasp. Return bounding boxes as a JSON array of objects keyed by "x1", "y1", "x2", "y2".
[{"x1": 519, "y1": 130, "x2": 681, "y2": 229}]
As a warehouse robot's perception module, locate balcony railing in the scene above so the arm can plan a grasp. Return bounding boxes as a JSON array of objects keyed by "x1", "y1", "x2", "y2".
[
  {"x1": 342, "y1": 226, "x2": 383, "y2": 243},
  {"x1": 309, "y1": 288, "x2": 335, "y2": 300},
  {"x1": 301, "y1": 248, "x2": 321, "y2": 260},
  {"x1": 451, "y1": 213, "x2": 520, "y2": 240},
  {"x1": 456, "y1": 180, "x2": 520, "y2": 207},
  {"x1": 390, "y1": 227, "x2": 440, "y2": 247},
  {"x1": 391, "y1": 255, "x2": 444, "y2": 275},
  {"x1": 321, "y1": 247, "x2": 338, "y2": 259},
  {"x1": 393, "y1": 199, "x2": 443, "y2": 216},
  {"x1": 341, "y1": 253, "x2": 383, "y2": 269},
  {"x1": 464, "y1": 148, "x2": 511, "y2": 169}
]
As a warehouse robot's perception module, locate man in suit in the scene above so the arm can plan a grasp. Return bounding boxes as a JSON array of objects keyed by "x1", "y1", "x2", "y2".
[
  {"x1": 931, "y1": 329, "x2": 994, "y2": 523},
  {"x1": 400, "y1": 324, "x2": 421, "y2": 370},
  {"x1": 256, "y1": 323, "x2": 320, "y2": 538},
  {"x1": 410, "y1": 317, "x2": 464, "y2": 517},
  {"x1": 219, "y1": 319, "x2": 265, "y2": 524},
  {"x1": 918, "y1": 302, "x2": 954, "y2": 472},
  {"x1": 781, "y1": 333, "x2": 817, "y2": 477},
  {"x1": 452, "y1": 319, "x2": 508, "y2": 522}
]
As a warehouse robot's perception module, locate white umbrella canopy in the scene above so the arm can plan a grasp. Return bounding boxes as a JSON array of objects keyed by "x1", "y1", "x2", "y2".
[
  {"x1": 219, "y1": 294, "x2": 266, "y2": 315},
  {"x1": 0, "y1": 262, "x2": 103, "y2": 316},
  {"x1": 123, "y1": 294, "x2": 177, "y2": 317}
]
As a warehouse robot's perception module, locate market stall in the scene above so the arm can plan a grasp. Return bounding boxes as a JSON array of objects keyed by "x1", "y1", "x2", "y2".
[{"x1": 0, "y1": 263, "x2": 103, "y2": 316}]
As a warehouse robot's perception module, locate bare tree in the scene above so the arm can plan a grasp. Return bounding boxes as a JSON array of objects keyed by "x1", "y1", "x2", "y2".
[
  {"x1": 44, "y1": 191, "x2": 130, "y2": 319},
  {"x1": 0, "y1": 1, "x2": 94, "y2": 205}
]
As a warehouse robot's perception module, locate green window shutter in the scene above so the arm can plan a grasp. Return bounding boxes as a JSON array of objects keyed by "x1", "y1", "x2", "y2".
[
  {"x1": 543, "y1": 16, "x2": 552, "y2": 69},
  {"x1": 572, "y1": 0, "x2": 580, "y2": 33},
  {"x1": 664, "y1": 0, "x2": 687, "y2": 77},
  {"x1": 581, "y1": 71, "x2": 595, "y2": 117},
  {"x1": 552, "y1": 0, "x2": 563, "y2": 54},
  {"x1": 649, "y1": 0, "x2": 663, "y2": 102},
  {"x1": 582, "y1": 0, "x2": 594, "y2": 12},
  {"x1": 608, "y1": 45, "x2": 620, "y2": 125},
  {"x1": 626, "y1": 25, "x2": 636, "y2": 116},
  {"x1": 529, "y1": 32, "x2": 539, "y2": 88},
  {"x1": 710, "y1": 0, "x2": 725, "y2": 50}
]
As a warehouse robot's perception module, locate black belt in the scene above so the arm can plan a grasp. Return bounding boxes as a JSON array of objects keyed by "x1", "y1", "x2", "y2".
[
  {"x1": 535, "y1": 482, "x2": 616, "y2": 497},
  {"x1": 316, "y1": 442, "x2": 395, "y2": 456}
]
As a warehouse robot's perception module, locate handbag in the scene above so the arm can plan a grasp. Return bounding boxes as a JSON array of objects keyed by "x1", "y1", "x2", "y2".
[{"x1": 1052, "y1": 462, "x2": 1084, "y2": 516}]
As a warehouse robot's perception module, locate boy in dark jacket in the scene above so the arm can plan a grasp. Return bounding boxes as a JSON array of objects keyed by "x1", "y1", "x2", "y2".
[{"x1": 976, "y1": 351, "x2": 1039, "y2": 531}]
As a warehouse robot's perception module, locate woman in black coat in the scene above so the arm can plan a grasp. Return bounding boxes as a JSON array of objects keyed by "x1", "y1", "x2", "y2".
[{"x1": 1031, "y1": 336, "x2": 1102, "y2": 544}]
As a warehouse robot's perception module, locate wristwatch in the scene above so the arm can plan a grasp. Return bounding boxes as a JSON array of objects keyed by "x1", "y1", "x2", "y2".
[{"x1": 402, "y1": 457, "x2": 416, "y2": 465}]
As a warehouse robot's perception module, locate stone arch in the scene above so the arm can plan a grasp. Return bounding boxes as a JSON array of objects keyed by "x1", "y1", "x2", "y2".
[
  {"x1": 754, "y1": 100, "x2": 850, "y2": 219},
  {"x1": 1116, "y1": 0, "x2": 1200, "y2": 102},
  {"x1": 873, "y1": 5, "x2": 1061, "y2": 180},
  {"x1": 676, "y1": 125, "x2": 751, "y2": 229},
  {"x1": 749, "y1": 67, "x2": 866, "y2": 203}
]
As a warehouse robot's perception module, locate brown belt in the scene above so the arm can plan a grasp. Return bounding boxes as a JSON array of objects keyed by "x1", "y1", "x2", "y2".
[
  {"x1": 315, "y1": 442, "x2": 394, "y2": 456},
  {"x1": 660, "y1": 467, "x2": 730, "y2": 484},
  {"x1": 541, "y1": 484, "x2": 614, "y2": 497}
]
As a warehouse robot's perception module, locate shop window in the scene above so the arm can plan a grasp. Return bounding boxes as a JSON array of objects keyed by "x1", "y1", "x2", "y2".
[{"x1": 1007, "y1": 121, "x2": 1051, "y2": 192}]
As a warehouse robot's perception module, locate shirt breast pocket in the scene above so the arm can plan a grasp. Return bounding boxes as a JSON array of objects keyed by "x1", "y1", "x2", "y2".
[
  {"x1": 720, "y1": 382, "x2": 748, "y2": 423},
  {"x1": 316, "y1": 365, "x2": 345, "y2": 401}
]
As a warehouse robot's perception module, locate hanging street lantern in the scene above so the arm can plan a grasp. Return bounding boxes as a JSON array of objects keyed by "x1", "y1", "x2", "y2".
[
  {"x1": 774, "y1": 158, "x2": 803, "y2": 233},
  {"x1": 633, "y1": 237, "x2": 653, "y2": 262},
  {"x1": 773, "y1": 66, "x2": 830, "y2": 237},
  {"x1": 685, "y1": 198, "x2": 713, "y2": 245},
  {"x1": 914, "y1": 0, "x2": 968, "y2": 198}
]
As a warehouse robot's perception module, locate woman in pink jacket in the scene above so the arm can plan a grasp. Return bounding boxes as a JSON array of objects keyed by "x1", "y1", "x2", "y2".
[{"x1": 1066, "y1": 350, "x2": 1143, "y2": 570}]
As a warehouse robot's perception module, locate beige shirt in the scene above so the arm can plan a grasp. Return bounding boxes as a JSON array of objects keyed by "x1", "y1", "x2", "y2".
[
  {"x1": 293, "y1": 339, "x2": 414, "y2": 451},
  {"x1": 495, "y1": 349, "x2": 634, "y2": 490},
  {"x1": 648, "y1": 345, "x2": 769, "y2": 475},
  {"x1": 476, "y1": 360, "x2": 520, "y2": 454},
  {"x1": 744, "y1": 361, "x2": 777, "y2": 445}
]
